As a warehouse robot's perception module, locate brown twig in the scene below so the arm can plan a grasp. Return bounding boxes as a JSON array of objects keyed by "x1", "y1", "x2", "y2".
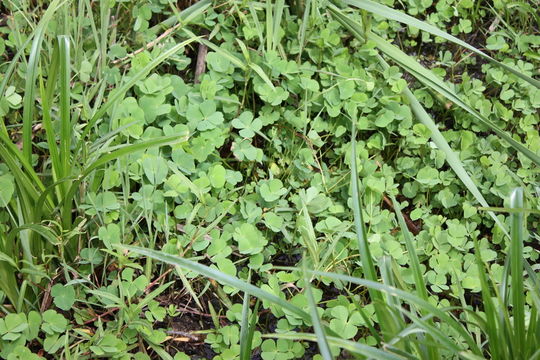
[
  {"x1": 382, "y1": 195, "x2": 421, "y2": 235},
  {"x1": 193, "y1": 31, "x2": 209, "y2": 83},
  {"x1": 83, "y1": 307, "x2": 120, "y2": 324}
]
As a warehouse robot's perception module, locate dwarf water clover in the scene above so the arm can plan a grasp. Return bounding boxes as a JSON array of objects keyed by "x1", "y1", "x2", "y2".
[
  {"x1": 232, "y1": 111, "x2": 263, "y2": 138},
  {"x1": 142, "y1": 155, "x2": 168, "y2": 185},
  {"x1": 186, "y1": 99, "x2": 224, "y2": 131},
  {"x1": 232, "y1": 139, "x2": 264, "y2": 162},
  {"x1": 51, "y1": 284, "x2": 76, "y2": 311},
  {"x1": 209, "y1": 164, "x2": 227, "y2": 188},
  {"x1": 233, "y1": 223, "x2": 267, "y2": 255},
  {"x1": 259, "y1": 179, "x2": 287, "y2": 202}
]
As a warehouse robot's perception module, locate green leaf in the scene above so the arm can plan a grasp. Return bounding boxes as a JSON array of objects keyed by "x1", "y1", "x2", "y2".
[
  {"x1": 232, "y1": 111, "x2": 263, "y2": 138},
  {"x1": 233, "y1": 223, "x2": 268, "y2": 255},
  {"x1": 209, "y1": 164, "x2": 226, "y2": 189},
  {"x1": 51, "y1": 284, "x2": 76, "y2": 311},
  {"x1": 416, "y1": 166, "x2": 440, "y2": 186},
  {"x1": 259, "y1": 179, "x2": 287, "y2": 202},
  {"x1": 142, "y1": 155, "x2": 169, "y2": 185},
  {"x1": 0, "y1": 174, "x2": 14, "y2": 207}
]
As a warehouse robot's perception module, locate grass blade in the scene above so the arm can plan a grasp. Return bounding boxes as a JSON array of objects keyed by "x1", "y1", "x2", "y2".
[
  {"x1": 272, "y1": 0, "x2": 285, "y2": 52},
  {"x1": 389, "y1": 196, "x2": 428, "y2": 301},
  {"x1": 509, "y1": 188, "x2": 525, "y2": 356},
  {"x1": 473, "y1": 238, "x2": 504, "y2": 359},
  {"x1": 301, "y1": 269, "x2": 483, "y2": 356},
  {"x1": 39, "y1": 43, "x2": 61, "y2": 198},
  {"x1": 21, "y1": 0, "x2": 63, "y2": 162},
  {"x1": 302, "y1": 260, "x2": 333, "y2": 360},
  {"x1": 350, "y1": 121, "x2": 399, "y2": 340},
  {"x1": 329, "y1": 6, "x2": 540, "y2": 168},
  {"x1": 370, "y1": 34, "x2": 540, "y2": 167},
  {"x1": 268, "y1": 333, "x2": 404, "y2": 359},
  {"x1": 239, "y1": 290, "x2": 251, "y2": 360},
  {"x1": 239, "y1": 282, "x2": 259, "y2": 360},
  {"x1": 58, "y1": 35, "x2": 71, "y2": 192}
]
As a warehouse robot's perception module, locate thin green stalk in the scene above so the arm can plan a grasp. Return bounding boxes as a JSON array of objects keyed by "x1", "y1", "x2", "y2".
[
  {"x1": 350, "y1": 122, "x2": 399, "y2": 341},
  {"x1": 58, "y1": 35, "x2": 71, "y2": 202},
  {"x1": 21, "y1": 0, "x2": 64, "y2": 163},
  {"x1": 509, "y1": 188, "x2": 525, "y2": 356}
]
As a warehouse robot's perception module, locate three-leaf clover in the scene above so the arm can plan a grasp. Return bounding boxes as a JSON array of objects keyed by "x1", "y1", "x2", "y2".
[
  {"x1": 232, "y1": 139, "x2": 263, "y2": 162},
  {"x1": 142, "y1": 155, "x2": 169, "y2": 185},
  {"x1": 186, "y1": 100, "x2": 224, "y2": 131},
  {"x1": 328, "y1": 305, "x2": 363, "y2": 339},
  {"x1": 233, "y1": 223, "x2": 268, "y2": 254},
  {"x1": 41, "y1": 310, "x2": 68, "y2": 335},
  {"x1": 254, "y1": 83, "x2": 289, "y2": 106},
  {"x1": 0, "y1": 314, "x2": 28, "y2": 341},
  {"x1": 231, "y1": 111, "x2": 262, "y2": 138},
  {"x1": 259, "y1": 179, "x2": 287, "y2": 202}
]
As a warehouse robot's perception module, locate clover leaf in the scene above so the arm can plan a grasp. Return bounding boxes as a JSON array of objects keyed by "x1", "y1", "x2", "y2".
[
  {"x1": 255, "y1": 83, "x2": 288, "y2": 106},
  {"x1": 139, "y1": 94, "x2": 171, "y2": 123},
  {"x1": 51, "y1": 284, "x2": 76, "y2": 311},
  {"x1": 232, "y1": 139, "x2": 263, "y2": 162},
  {"x1": 329, "y1": 305, "x2": 363, "y2": 339},
  {"x1": 41, "y1": 310, "x2": 68, "y2": 335},
  {"x1": 142, "y1": 155, "x2": 168, "y2": 185},
  {"x1": 137, "y1": 74, "x2": 173, "y2": 95},
  {"x1": 233, "y1": 223, "x2": 267, "y2": 254},
  {"x1": 206, "y1": 51, "x2": 233, "y2": 73},
  {"x1": 186, "y1": 100, "x2": 224, "y2": 131},
  {"x1": 416, "y1": 166, "x2": 441, "y2": 186},
  {"x1": 259, "y1": 179, "x2": 287, "y2": 202},
  {"x1": 231, "y1": 111, "x2": 262, "y2": 138},
  {"x1": 208, "y1": 164, "x2": 226, "y2": 188},
  {"x1": 0, "y1": 314, "x2": 27, "y2": 341}
]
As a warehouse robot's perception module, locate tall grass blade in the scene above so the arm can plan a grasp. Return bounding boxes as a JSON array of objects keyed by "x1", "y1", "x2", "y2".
[
  {"x1": 473, "y1": 238, "x2": 504, "y2": 359},
  {"x1": 272, "y1": 0, "x2": 285, "y2": 52},
  {"x1": 58, "y1": 35, "x2": 71, "y2": 194},
  {"x1": 370, "y1": 34, "x2": 540, "y2": 167},
  {"x1": 350, "y1": 121, "x2": 398, "y2": 340},
  {"x1": 302, "y1": 261, "x2": 333, "y2": 360},
  {"x1": 239, "y1": 289, "x2": 252, "y2": 360},
  {"x1": 509, "y1": 188, "x2": 525, "y2": 356},
  {"x1": 266, "y1": 0, "x2": 273, "y2": 52},
  {"x1": 21, "y1": 0, "x2": 63, "y2": 163},
  {"x1": 391, "y1": 195, "x2": 437, "y2": 358},
  {"x1": 389, "y1": 195, "x2": 428, "y2": 301},
  {"x1": 303, "y1": 269, "x2": 482, "y2": 355},
  {"x1": 39, "y1": 44, "x2": 61, "y2": 198},
  {"x1": 297, "y1": 0, "x2": 312, "y2": 62},
  {"x1": 269, "y1": 333, "x2": 405, "y2": 359}
]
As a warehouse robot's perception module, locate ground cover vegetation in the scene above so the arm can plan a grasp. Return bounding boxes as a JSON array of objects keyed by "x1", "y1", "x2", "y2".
[{"x1": 0, "y1": 0, "x2": 539, "y2": 358}]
